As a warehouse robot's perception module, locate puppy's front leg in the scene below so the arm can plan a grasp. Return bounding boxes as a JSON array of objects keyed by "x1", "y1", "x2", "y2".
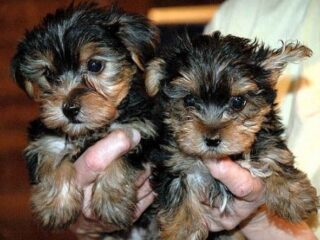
[
  {"x1": 158, "y1": 177, "x2": 210, "y2": 240},
  {"x1": 91, "y1": 158, "x2": 140, "y2": 229},
  {"x1": 265, "y1": 164, "x2": 318, "y2": 222},
  {"x1": 26, "y1": 138, "x2": 83, "y2": 229},
  {"x1": 241, "y1": 147, "x2": 318, "y2": 222}
]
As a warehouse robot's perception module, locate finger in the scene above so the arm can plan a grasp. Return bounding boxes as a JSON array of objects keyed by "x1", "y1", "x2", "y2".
[
  {"x1": 204, "y1": 206, "x2": 239, "y2": 232},
  {"x1": 75, "y1": 129, "x2": 141, "y2": 188},
  {"x1": 135, "y1": 164, "x2": 151, "y2": 188},
  {"x1": 137, "y1": 179, "x2": 153, "y2": 200},
  {"x1": 133, "y1": 192, "x2": 155, "y2": 220},
  {"x1": 205, "y1": 158, "x2": 264, "y2": 201},
  {"x1": 81, "y1": 184, "x2": 95, "y2": 219},
  {"x1": 70, "y1": 214, "x2": 120, "y2": 236},
  {"x1": 70, "y1": 215, "x2": 105, "y2": 235}
]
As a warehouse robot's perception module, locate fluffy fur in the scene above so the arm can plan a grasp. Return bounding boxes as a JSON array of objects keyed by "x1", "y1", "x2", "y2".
[
  {"x1": 11, "y1": 2, "x2": 159, "y2": 232},
  {"x1": 146, "y1": 32, "x2": 319, "y2": 240}
]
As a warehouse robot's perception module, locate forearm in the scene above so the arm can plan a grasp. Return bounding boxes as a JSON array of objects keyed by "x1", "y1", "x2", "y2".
[{"x1": 240, "y1": 205, "x2": 317, "y2": 240}]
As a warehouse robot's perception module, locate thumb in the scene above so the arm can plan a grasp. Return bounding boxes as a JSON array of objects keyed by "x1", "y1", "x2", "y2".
[
  {"x1": 74, "y1": 128, "x2": 141, "y2": 189},
  {"x1": 206, "y1": 158, "x2": 264, "y2": 201}
]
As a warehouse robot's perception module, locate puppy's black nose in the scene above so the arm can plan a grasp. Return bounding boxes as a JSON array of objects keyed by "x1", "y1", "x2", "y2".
[
  {"x1": 62, "y1": 102, "x2": 80, "y2": 121},
  {"x1": 205, "y1": 137, "x2": 221, "y2": 147}
]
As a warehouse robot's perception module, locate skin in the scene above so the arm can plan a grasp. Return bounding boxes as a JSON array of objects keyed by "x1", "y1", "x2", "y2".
[{"x1": 70, "y1": 129, "x2": 316, "y2": 240}]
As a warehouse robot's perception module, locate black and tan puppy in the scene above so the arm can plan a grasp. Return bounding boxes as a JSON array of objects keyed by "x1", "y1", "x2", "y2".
[
  {"x1": 146, "y1": 32, "x2": 318, "y2": 239},
  {"x1": 11, "y1": 3, "x2": 159, "y2": 230}
]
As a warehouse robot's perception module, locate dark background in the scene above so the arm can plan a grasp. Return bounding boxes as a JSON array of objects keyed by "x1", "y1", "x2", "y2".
[{"x1": 0, "y1": 0, "x2": 222, "y2": 239}]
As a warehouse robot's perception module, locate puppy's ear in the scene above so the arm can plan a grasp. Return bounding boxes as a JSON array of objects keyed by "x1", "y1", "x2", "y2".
[
  {"x1": 145, "y1": 58, "x2": 166, "y2": 96},
  {"x1": 145, "y1": 58, "x2": 190, "y2": 99},
  {"x1": 11, "y1": 55, "x2": 36, "y2": 99},
  {"x1": 145, "y1": 35, "x2": 192, "y2": 97},
  {"x1": 260, "y1": 43, "x2": 312, "y2": 84},
  {"x1": 108, "y1": 9, "x2": 160, "y2": 71}
]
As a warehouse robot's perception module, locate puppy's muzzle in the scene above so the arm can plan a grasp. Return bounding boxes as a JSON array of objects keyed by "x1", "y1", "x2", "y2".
[
  {"x1": 62, "y1": 87, "x2": 90, "y2": 123},
  {"x1": 204, "y1": 128, "x2": 222, "y2": 148},
  {"x1": 62, "y1": 102, "x2": 81, "y2": 122}
]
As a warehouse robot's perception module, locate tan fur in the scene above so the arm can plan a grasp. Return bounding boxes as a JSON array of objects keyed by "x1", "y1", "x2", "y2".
[
  {"x1": 231, "y1": 78, "x2": 258, "y2": 96},
  {"x1": 131, "y1": 52, "x2": 145, "y2": 71},
  {"x1": 20, "y1": 50, "x2": 55, "y2": 97},
  {"x1": 171, "y1": 74, "x2": 198, "y2": 94},
  {"x1": 145, "y1": 58, "x2": 165, "y2": 97},
  {"x1": 159, "y1": 195, "x2": 208, "y2": 240},
  {"x1": 265, "y1": 166, "x2": 319, "y2": 222},
  {"x1": 80, "y1": 43, "x2": 104, "y2": 64},
  {"x1": 261, "y1": 43, "x2": 312, "y2": 84},
  {"x1": 87, "y1": 65, "x2": 134, "y2": 104},
  {"x1": 32, "y1": 158, "x2": 83, "y2": 229},
  {"x1": 92, "y1": 158, "x2": 140, "y2": 229},
  {"x1": 24, "y1": 80, "x2": 35, "y2": 98}
]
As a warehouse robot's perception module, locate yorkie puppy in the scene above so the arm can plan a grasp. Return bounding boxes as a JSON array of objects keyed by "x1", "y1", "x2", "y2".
[
  {"x1": 11, "y1": 3, "x2": 159, "y2": 230},
  {"x1": 146, "y1": 32, "x2": 319, "y2": 239}
]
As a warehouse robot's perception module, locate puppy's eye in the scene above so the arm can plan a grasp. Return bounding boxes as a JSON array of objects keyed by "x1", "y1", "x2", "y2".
[
  {"x1": 43, "y1": 68, "x2": 55, "y2": 83},
  {"x1": 87, "y1": 59, "x2": 104, "y2": 73},
  {"x1": 230, "y1": 96, "x2": 247, "y2": 111},
  {"x1": 184, "y1": 94, "x2": 202, "y2": 111},
  {"x1": 184, "y1": 94, "x2": 196, "y2": 107}
]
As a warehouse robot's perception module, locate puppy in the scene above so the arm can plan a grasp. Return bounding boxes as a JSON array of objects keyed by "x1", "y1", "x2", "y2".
[
  {"x1": 11, "y1": 3, "x2": 159, "y2": 230},
  {"x1": 146, "y1": 32, "x2": 319, "y2": 239}
]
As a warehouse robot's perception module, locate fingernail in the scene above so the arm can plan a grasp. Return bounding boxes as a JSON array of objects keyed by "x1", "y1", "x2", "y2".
[{"x1": 131, "y1": 128, "x2": 141, "y2": 145}]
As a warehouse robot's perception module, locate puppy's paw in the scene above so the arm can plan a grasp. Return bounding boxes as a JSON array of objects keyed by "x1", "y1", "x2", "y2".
[
  {"x1": 159, "y1": 199, "x2": 209, "y2": 240},
  {"x1": 31, "y1": 179, "x2": 83, "y2": 229},
  {"x1": 159, "y1": 213, "x2": 208, "y2": 240},
  {"x1": 161, "y1": 224, "x2": 208, "y2": 240},
  {"x1": 92, "y1": 177, "x2": 137, "y2": 229}
]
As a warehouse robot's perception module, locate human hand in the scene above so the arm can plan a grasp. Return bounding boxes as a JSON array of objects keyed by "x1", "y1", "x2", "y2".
[
  {"x1": 203, "y1": 157, "x2": 265, "y2": 232},
  {"x1": 70, "y1": 129, "x2": 155, "y2": 239},
  {"x1": 204, "y1": 158, "x2": 316, "y2": 240}
]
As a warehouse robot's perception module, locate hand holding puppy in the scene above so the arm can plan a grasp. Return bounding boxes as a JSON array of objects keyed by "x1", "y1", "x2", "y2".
[
  {"x1": 204, "y1": 158, "x2": 265, "y2": 232},
  {"x1": 70, "y1": 129, "x2": 155, "y2": 239},
  {"x1": 205, "y1": 158, "x2": 316, "y2": 240}
]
